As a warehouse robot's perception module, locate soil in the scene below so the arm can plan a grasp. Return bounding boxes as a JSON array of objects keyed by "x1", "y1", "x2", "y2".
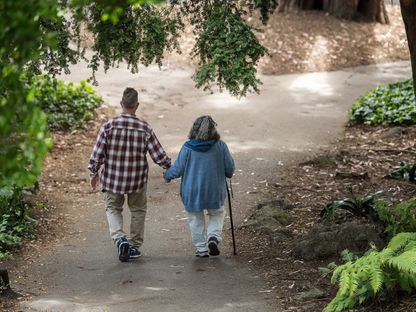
[
  {"x1": 235, "y1": 125, "x2": 416, "y2": 312},
  {"x1": 166, "y1": 5, "x2": 409, "y2": 75}
]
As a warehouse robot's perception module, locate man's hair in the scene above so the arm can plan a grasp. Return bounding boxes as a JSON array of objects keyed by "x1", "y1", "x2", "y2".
[
  {"x1": 188, "y1": 115, "x2": 220, "y2": 141},
  {"x1": 122, "y1": 87, "x2": 138, "y2": 108}
]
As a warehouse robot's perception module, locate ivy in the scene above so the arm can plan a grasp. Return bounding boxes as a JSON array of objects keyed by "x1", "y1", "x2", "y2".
[{"x1": 350, "y1": 79, "x2": 416, "y2": 126}]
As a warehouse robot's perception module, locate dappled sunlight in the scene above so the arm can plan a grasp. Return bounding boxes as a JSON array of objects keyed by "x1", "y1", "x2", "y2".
[
  {"x1": 200, "y1": 92, "x2": 249, "y2": 109},
  {"x1": 306, "y1": 35, "x2": 330, "y2": 71},
  {"x1": 144, "y1": 286, "x2": 169, "y2": 291},
  {"x1": 227, "y1": 139, "x2": 275, "y2": 152},
  {"x1": 288, "y1": 72, "x2": 335, "y2": 97}
]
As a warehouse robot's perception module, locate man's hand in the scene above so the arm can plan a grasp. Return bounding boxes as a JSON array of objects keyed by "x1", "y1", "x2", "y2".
[{"x1": 90, "y1": 175, "x2": 99, "y2": 191}]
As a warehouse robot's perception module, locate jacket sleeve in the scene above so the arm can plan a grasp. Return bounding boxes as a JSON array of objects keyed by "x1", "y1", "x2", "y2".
[
  {"x1": 223, "y1": 142, "x2": 235, "y2": 178},
  {"x1": 164, "y1": 145, "x2": 188, "y2": 180}
]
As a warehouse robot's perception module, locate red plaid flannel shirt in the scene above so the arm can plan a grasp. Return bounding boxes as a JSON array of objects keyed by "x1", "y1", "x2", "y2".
[{"x1": 88, "y1": 114, "x2": 171, "y2": 194}]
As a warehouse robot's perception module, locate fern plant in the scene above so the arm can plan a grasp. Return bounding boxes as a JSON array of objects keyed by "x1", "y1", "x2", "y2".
[
  {"x1": 375, "y1": 198, "x2": 416, "y2": 238},
  {"x1": 324, "y1": 232, "x2": 416, "y2": 312}
]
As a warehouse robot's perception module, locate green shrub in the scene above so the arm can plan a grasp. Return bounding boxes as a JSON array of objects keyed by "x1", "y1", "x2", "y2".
[
  {"x1": 30, "y1": 75, "x2": 102, "y2": 130},
  {"x1": 375, "y1": 198, "x2": 416, "y2": 238},
  {"x1": 350, "y1": 79, "x2": 416, "y2": 126},
  {"x1": 324, "y1": 232, "x2": 416, "y2": 312},
  {"x1": 0, "y1": 186, "x2": 35, "y2": 259}
]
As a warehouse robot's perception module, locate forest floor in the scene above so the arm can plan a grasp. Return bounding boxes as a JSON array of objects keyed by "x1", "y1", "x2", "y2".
[
  {"x1": 0, "y1": 4, "x2": 414, "y2": 312},
  {"x1": 166, "y1": 5, "x2": 409, "y2": 75},
  {"x1": 236, "y1": 125, "x2": 416, "y2": 312}
]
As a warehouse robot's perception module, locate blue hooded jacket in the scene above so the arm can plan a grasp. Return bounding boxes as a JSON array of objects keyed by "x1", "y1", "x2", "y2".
[{"x1": 164, "y1": 140, "x2": 235, "y2": 212}]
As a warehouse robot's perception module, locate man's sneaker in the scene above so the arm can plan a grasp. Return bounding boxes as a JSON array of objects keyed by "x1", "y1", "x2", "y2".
[
  {"x1": 195, "y1": 250, "x2": 209, "y2": 258},
  {"x1": 116, "y1": 237, "x2": 129, "y2": 262},
  {"x1": 208, "y1": 237, "x2": 220, "y2": 256},
  {"x1": 129, "y1": 246, "x2": 142, "y2": 259}
]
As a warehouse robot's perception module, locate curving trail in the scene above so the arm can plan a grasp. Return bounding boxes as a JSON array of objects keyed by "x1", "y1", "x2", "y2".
[{"x1": 19, "y1": 60, "x2": 411, "y2": 311}]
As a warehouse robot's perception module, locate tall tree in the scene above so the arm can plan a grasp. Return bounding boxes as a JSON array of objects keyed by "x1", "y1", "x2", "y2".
[
  {"x1": 400, "y1": 0, "x2": 416, "y2": 96},
  {"x1": 277, "y1": 0, "x2": 389, "y2": 24}
]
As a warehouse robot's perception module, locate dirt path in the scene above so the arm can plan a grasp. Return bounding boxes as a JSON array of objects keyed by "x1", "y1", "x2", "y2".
[{"x1": 15, "y1": 60, "x2": 411, "y2": 311}]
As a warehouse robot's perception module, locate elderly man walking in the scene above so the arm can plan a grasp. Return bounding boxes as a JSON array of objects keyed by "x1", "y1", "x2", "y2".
[{"x1": 88, "y1": 87, "x2": 171, "y2": 262}]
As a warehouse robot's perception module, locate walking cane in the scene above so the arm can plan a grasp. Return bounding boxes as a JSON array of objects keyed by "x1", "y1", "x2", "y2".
[{"x1": 226, "y1": 179, "x2": 237, "y2": 255}]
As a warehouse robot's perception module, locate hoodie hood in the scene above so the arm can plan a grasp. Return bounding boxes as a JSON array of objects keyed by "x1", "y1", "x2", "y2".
[{"x1": 185, "y1": 139, "x2": 217, "y2": 152}]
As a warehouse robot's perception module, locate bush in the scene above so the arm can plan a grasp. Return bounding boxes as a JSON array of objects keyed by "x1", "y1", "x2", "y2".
[
  {"x1": 30, "y1": 75, "x2": 102, "y2": 130},
  {"x1": 375, "y1": 198, "x2": 416, "y2": 238},
  {"x1": 350, "y1": 79, "x2": 416, "y2": 126},
  {"x1": 0, "y1": 186, "x2": 35, "y2": 259},
  {"x1": 324, "y1": 232, "x2": 416, "y2": 312}
]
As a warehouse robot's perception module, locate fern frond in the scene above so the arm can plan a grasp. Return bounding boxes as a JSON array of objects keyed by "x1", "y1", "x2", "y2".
[
  {"x1": 348, "y1": 272, "x2": 359, "y2": 297},
  {"x1": 368, "y1": 265, "x2": 384, "y2": 294},
  {"x1": 397, "y1": 272, "x2": 415, "y2": 293},
  {"x1": 339, "y1": 270, "x2": 352, "y2": 296},
  {"x1": 323, "y1": 293, "x2": 354, "y2": 312},
  {"x1": 388, "y1": 250, "x2": 416, "y2": 275},
  {"x1": 332, "y1": 264, "x2": 348, "y2": 284},
  {"x1": 387, "y1": 232, "x2": 416, "y2": 252}
]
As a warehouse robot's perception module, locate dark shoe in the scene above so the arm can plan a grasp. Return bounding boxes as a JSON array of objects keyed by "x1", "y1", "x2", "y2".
[
  {"x1": 195, "y1": 250, "x2": 209, "y2": 258},
  {"x1": 129, "y1": 246, "x2": 142, "y2": 259},
  {"x1": 208, "y1": 237, "x2": 220, "y2": 256},
  {"x1": 116, "y1": 237, "x2": 129, "y2": 262}
]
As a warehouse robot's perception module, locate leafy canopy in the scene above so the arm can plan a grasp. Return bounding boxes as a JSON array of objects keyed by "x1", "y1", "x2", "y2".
[{"x1": 0, "y1": 0, "x2": 273, "y2": 188}]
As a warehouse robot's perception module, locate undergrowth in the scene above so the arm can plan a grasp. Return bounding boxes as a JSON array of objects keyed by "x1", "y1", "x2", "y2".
[
  {"x1": 350, "y1": 79, "x2": 416, "y2": 126},
  {"x1": 29, "y1": 75, "x2": 102, "y2": 131},
  {"x1": 324, "y1": 232, "x2": 416, "y2": 312},
  {"x1": 0, "y1": 186, "x2": 36, "y2": 260}
]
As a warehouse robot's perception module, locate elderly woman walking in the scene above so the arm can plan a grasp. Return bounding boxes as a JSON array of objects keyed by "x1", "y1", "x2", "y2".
[{"x1": 164, "y1": 116, "x2": 235, "y2": 257}]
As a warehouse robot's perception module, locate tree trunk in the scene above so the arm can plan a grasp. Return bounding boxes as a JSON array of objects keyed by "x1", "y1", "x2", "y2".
[
  {"x1": 400, "y1": 0, "x2": 416, "y2": 97},
  {"x1": 277, "y1": 0, "x2": 389, "y2": 24}
]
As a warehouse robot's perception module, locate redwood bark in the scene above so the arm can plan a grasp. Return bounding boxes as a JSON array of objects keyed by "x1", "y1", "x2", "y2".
[
  {"x1": 400, "y1": 0, "x2": 416, "y2": 96},
  {"x1": 277, "y1": 0, "x2": 389, "y2": 24}
]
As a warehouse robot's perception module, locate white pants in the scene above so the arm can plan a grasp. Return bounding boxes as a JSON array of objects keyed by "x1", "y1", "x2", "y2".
[{"x1": 187, "y1": 206, "x2": 225, "y2": 252}]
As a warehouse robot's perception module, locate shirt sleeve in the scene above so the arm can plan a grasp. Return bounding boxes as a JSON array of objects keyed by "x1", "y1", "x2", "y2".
[
  {"x1": 223, "y1": 142, "x2": 235, "y2": 178},
  {"x1": 146, "y1": 128, "x2": 171, "y2": 169},
  {"x1": 164, "y1": 145, "x2": 188, "y2": 180},
  {"x1": 88, "y1": 126, "x2": 107, "y2": 177}
]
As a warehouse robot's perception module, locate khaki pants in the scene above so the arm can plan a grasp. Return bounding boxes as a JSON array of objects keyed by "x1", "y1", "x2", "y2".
[{"x1": 104, "y1": 185, "x2": 147, "y2": 248}]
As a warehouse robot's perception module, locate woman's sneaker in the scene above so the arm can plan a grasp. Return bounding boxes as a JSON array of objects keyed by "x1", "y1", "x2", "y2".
[
  {"x1": 195, "y1": 250, "x2": 209, "y2": 258},
  {"x1": 116, "y1": 237, "x2": 129, "y2": 262},
  {"x1": 208, "y1": 237, "x2": 220, "y2": 256},
  {"x1": 129, "y1": 246, "x2": 142, "y2": 259}
]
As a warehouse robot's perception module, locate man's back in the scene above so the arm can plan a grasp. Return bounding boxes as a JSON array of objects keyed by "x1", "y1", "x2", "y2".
[{"x1": 88, "y1": 114, "x2": 170, "y2": 194}]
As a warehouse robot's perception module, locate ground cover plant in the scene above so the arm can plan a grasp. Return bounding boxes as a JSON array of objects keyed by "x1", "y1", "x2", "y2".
[
  {"x1": 29, "y1": 75, "x2": 102, "y2": 131},
  {"x1": 385, "y1": 161, "x2": 416, "y2": 182},
  {"x1": 324, "y1": 232, "x2": 416, "y2": 312},
  {"x1": 376, "y1": 197, "x2": 416, "y2": 239},
  {"x1": 235, "y1": 125, "x2": 416, "y2": 312},
  {"x1": 0, "y1": 187, "x2": 36, "y2": 260},
  {"x1": 350, "y1": 79, "x2": 416, "y2": 125},
  {"x1": 321, "y1": 189, "x2": 385, "y2": 221}
]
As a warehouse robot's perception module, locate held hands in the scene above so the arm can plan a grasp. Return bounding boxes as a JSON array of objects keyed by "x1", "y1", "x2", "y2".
[
  {"x1": 90, "y1": 175, "x2": 99, "y2": 191},
  {"x1": 163, "y1": 171, "x2": 171, "y2": 183}
]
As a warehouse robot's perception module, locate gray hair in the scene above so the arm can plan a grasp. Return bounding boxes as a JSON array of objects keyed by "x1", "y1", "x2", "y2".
[
  {"x1": 122, "y1": 87, "x2": 138, "y2": 108},
  {"x1": 188, "y1": 115, "x2": 220, "y2": 141}
]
